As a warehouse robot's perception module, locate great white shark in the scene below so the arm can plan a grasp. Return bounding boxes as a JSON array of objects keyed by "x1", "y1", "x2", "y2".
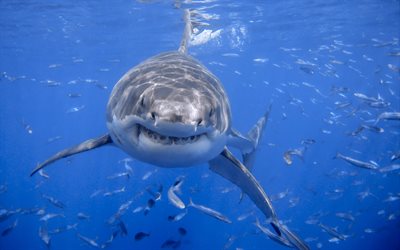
[{"x1": 31, "y1": 9, "x2": 309, "y2": 250}]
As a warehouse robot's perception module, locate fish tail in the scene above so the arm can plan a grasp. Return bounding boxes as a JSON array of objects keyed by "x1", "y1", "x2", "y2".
[
  {"x1": 188, "y1": 197, "x2": 194, "y2": 207},
  {"x1": 333, "y1": 152, "x2": 340, "y2": 159},
  {"x1": 254, "y1": 217, "x2": 261, "y2": 227},
  {"x1": 298, "y1": 147, "x2": 306, "y2": 162},
  {"x1": 373, "y1": 116, "x2": 380, "y2": 126}
]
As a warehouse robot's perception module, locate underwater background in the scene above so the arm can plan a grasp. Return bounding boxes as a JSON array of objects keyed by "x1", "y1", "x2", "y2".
[{"x1": 0, "y1": 0, "x2": 399, "y2": 249}]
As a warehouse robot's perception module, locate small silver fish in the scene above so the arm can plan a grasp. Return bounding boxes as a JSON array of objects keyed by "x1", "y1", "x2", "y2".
[
  {"x1": 108, "y1": 198, "x2": 135, "y2": 225},
  {"x1": 118, "y1": 220, "x2": 128, "y2": 236},
  {"x1": 271, "y1": 189, "x2": 290, "y2": 202},
  {"x1": 39, "y1": 226, "x2": 51, "y2": 248},
  {"x1": 168, "y1": 210, "x2": 188, "y2": 222},
  {"x1": 361, "y1": 125, "x2": 384, "y2": 133},
  {"x1": 383, "y1": 195, "x2": 400, "y2": 202},
  {"x1": 94, "y1": 83, "x2": 108, "y2": 90},
  {"x1": 36, "y1": 209, "x2": 46, "y2": 216},
  {"x1": 223, "y1": 235, "x2": 237, "y2": 250},
  {"x1": 388, "y1": 64, "x2": 400, "y2": 72},
  {"x1": 237, "y1": 211, "x2": 254, "y2": 221},
  {"x1": 142, "y1": 169, "x2": 158, "y2": 180},
  {"x1": 319, "y1": 223, "x2": 346, "y2": 241},
  {"x1": 0, "y1": 184, "x2": 7, "y2": 194},
  {"x1": 388, "y1": 213, "x2": 397, "y2": 220},
  {"x1": 40, "y1": 213, "x2": 64, "y2": 222},
  {"x1": 390, "y1": 152, "x2": 400, "y2": 161},
  {"x1": 48, "y1": 223, "x2": 77, "y2": 235},
  {"x1": 1, "y1": 219, "x2": 18, "y2": 236},
  {"x1": 283, "y1": 148, "x2": 305, "y2": 165},
  {"x1": 0, "y1": 209, "x2": 18, "y2": 223},
  {"x1": 379, "y1": 164, "x2": 400, "y2": 173},
  {"x1": 42, "y1": 194, "x2": 66, "y2": 209},
  {"x1": 132, "y1": 206, "x2": 144, "y2": 214},
  {"x1": 335, "y1": 153, "x2": 379, "y2": 170},
  {"x1": 188, "y1": 198, "x2": 231, "y2": 224},
  {"x1": 358, "y1": 189, "x2": 378, "y2": 200},
  {"x1": 367, "y1": 101, "x2": 390, "y2": 108},
  {"x1": 301, "y1": 139, "x2": 316, "y2": 145},
  {"x1": 353, "y1": 93, "x2": 379, "y2": 103},
  {"x1": 107, "y1": 172, "x2": 130, "y2": 179},
  {"x1": 77, "y1": 233, "x2": 100, "y2": 248},
  {"x1": 67, "y1": 93, "x2": 82, "y2": 98},
  {"x1": 388, "y1": 51, "x2": 400, "y2": 57},
  {"x1": 335, "y1": 212, "x2": 355, "y2": 222},
  {"x1": 66, "y1": 105, "x2": 85, "y2": 114},
  {"x1": 38, "y1": 169, "x2": 50, "y2": 179},
  {"x1": 47, "y1": 136, "x2": 62, "y2": 143},
  {"x1": 21, "y1": 119, "x2": 33, "y2": 134},
  {"x1": 101, "y1": 233, "x2": 116, "y2": 249},
  {"x1": 351, "y1": 125, "x2": 384, "y2": 136},
  {"x1": 77, "y1": 212, "x2": 90, "y2": 220},
  {"x1": 119, "y1": 158, "x2": 134, "y2": 176},
  {"x1": 168, "y1": 179, "x2": 185, "y2": 209},
  {"x1": 103, "y1": 186, "x2": 126, "y2": 197},
  {"x1": 288, "y1": 197, "x2": 300, "y2": 208},
  {"x1": 375, "y1": 112, "x2": 400, "y2": 124},
  {"x1": 90, "y1": 189, "x2": 104, "y2": 198},
  {"x1": 364, "y1": 228, "x2": 375, "y2": 234}
]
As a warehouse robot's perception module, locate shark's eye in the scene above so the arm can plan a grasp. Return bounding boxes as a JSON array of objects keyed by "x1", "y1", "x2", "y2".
[
  {"x1": 209, "y1": 108, "x2": 214, "y2": 118},
  {"x1": 197, "y1": 118, "x2": 203, "y2": 126},
  {"x1": 139, "y1": 96, "x2": 145, "y2": 108}
]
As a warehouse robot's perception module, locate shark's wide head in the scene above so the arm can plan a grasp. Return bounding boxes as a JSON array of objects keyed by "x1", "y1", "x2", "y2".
[{"x1": 106, "y1": 52, "x2": 231, "y2": 167}]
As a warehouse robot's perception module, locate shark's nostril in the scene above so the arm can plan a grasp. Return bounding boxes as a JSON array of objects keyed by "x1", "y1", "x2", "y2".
[{"x1": 150, "y1": 112, "x2": 157, "y2": 120}]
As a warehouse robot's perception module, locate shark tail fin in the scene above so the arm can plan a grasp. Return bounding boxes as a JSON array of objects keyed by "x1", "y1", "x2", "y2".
[
  {"x1": 30, "y1": 134, "x2": 113, "y2": 177},
  {"x1": 243, "y1": 104, "x2": 272, "y2": 171}
]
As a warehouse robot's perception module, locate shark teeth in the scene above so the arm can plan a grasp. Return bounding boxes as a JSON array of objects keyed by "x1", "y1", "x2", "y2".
[{"x1": 138, "y1": 125, "x2": 202, "y2": 145}]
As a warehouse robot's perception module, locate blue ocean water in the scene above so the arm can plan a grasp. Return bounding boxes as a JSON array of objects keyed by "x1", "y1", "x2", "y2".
[{"x1": 0, "y1": 0, "x2": 399, "y2": 249}]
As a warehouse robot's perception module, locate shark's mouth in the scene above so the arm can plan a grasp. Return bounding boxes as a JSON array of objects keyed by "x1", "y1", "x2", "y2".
[{"x1": 137, "y1": 124, "x2": 205, "y2": 145}]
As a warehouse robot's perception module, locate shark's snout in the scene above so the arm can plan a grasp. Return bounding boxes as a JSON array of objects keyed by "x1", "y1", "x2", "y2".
[{"x1": 148, "y1": 99, "x2": 211, "y2": 129}]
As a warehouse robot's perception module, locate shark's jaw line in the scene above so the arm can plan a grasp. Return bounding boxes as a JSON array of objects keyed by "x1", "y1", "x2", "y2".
[
  {"x1": 137, "y1": 124, "x2": 205, "y2": 145},
  {"x1": 108, "y1": 115, "x2": 227, "y2": 168}
]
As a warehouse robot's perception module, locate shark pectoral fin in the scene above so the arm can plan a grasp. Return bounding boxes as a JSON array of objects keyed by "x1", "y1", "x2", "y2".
[
  {"x1": 209, "y1": 148, "x2": 310, "y2": 249},
  {"x1": 30, "y1": 134, "x2": 113, "y2": 177},
  {"x1": 209, "y1": 147, "x2": 279, "y2": 233}
]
